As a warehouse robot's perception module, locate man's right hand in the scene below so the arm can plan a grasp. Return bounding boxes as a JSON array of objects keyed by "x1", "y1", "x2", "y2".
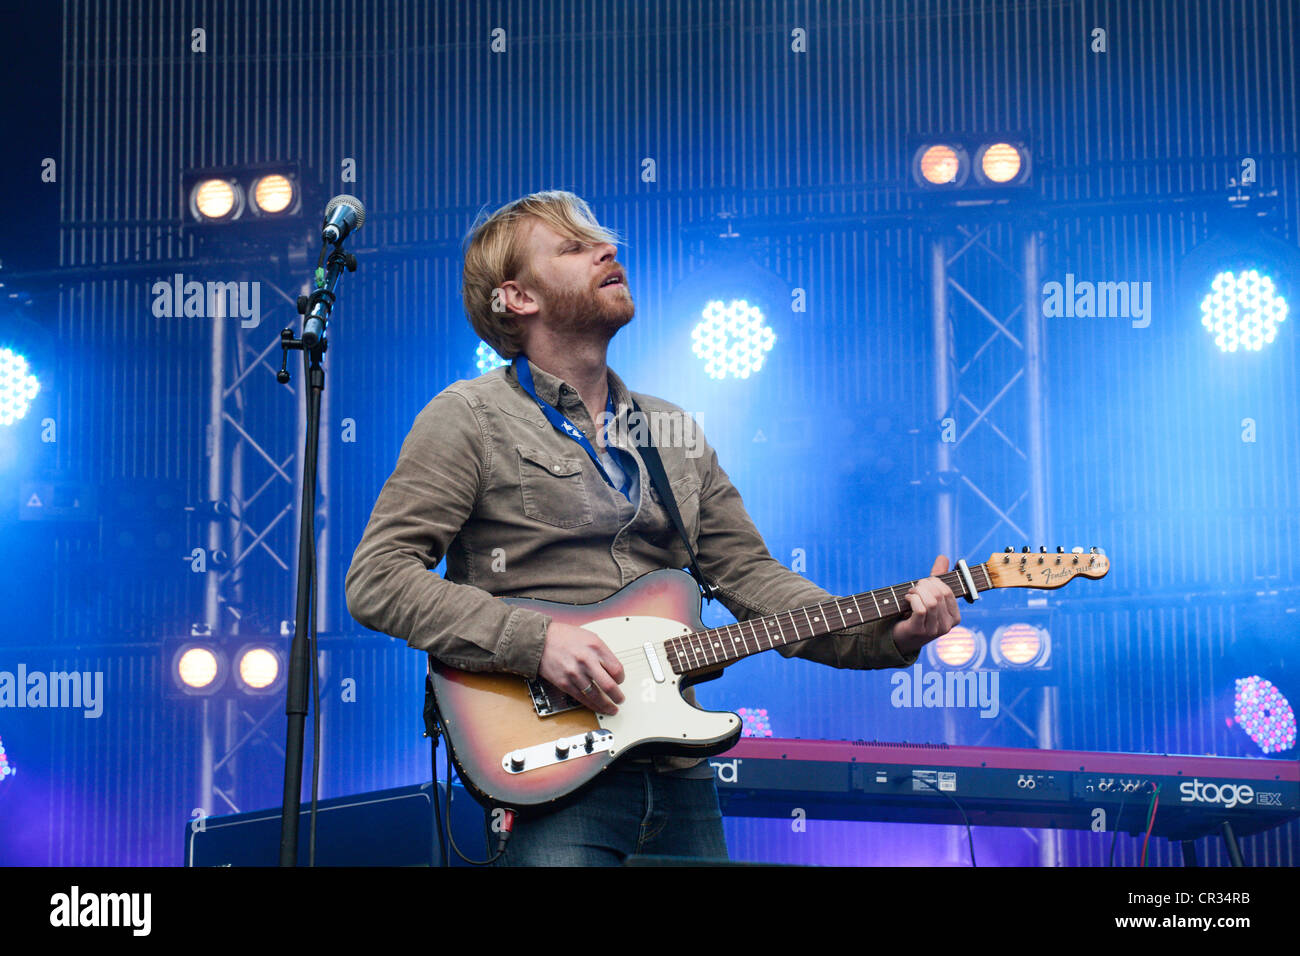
[{"x1": 538, "y1": 621, "x2": 626, "y2": 715}]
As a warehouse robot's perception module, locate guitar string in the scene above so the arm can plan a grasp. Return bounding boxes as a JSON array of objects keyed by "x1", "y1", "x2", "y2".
[
  {"x1": 598, "y1": 568, "x2": 980, "y2": 670},
  {"x1": 600, "y1": 555, "x2": 1096, "y2": 670},
  {"x1": 590, "y1": 567, "x2": 993, "y2": 671}
]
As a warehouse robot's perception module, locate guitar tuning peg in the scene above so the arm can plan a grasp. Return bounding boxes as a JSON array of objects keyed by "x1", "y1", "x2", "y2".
[
  {"x1": 1089, "y1": 547, "x2": 1097, "y2": 553},
  {"x1": 1022, "y1": 546, "x2": 1030, "y2": 553},
  {"x1": 1072, "y1": 546, "x2": 1084, "y2": 553},
  {"x1": 1094, "y1": 547, "x2": 1105, "y2": 555},
  {"x1": 1040, "y1": 546, "x2": 1047, "y2": 553},
  {"x1": 1056, "y1": 546, "x2": 1065, "y2": 553},
  {"x1": 1005, "y1": 546, "x2": 1015, "y2": 553}
]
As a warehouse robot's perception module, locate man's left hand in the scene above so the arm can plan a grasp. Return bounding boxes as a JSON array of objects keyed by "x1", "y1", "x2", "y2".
[{"x1": 890, "y1": 554, "x2": 961, "y2": 658}]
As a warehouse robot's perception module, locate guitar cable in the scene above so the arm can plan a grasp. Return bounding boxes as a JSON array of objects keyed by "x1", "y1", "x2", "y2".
[{"x1": 424, "y1": 678, "x2": 515, "y2": 865}]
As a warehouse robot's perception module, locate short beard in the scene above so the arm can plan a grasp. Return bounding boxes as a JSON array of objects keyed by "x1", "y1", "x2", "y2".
[{"x1": 535, "y1": 274, "x2": 634, "y2": 343}]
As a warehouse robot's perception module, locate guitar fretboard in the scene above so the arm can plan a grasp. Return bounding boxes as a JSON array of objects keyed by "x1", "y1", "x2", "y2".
[{"x1": 663, "y1": 564, "x2": 993, "y2": 675}]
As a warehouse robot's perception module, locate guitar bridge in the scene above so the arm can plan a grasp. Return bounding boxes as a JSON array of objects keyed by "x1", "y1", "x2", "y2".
[{"x1": 526, "y1": 678, "x2": 582, "y2": 717}]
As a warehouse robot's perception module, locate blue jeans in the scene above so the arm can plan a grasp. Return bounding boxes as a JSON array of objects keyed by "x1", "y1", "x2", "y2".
[{"x1": 492, "y1": 769, "x2": 729, "y2": 866}]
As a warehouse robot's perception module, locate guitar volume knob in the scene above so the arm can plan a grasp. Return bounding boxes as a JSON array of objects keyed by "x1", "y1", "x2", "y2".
[{"x1": 509, "y1": 750, "x2": 526, "y2": 771}]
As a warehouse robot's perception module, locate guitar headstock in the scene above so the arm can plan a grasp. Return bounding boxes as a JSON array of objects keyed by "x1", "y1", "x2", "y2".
[{"x1": 984, "y1": 546, "x2": 1109, "y2": 590}]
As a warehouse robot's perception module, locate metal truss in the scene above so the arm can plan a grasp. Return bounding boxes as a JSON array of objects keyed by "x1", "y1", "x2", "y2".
[
  {"x1": 198, "y1": 269, "x2": 331, "y2": 818},
  {"x1": 929, "y1": 220, "x2": 1058, "y2": 864}
]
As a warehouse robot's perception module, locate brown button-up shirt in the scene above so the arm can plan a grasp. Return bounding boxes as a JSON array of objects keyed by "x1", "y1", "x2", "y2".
[{"x1": 344, "y1": 358, "x2": 917, "y2": 771}]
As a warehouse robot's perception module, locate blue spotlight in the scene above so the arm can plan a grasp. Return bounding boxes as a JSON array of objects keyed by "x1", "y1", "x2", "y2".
[
  {"x1": 475, "y1": 341, "x2": 508, "y2": 375},
  {"x1": 0, "y1": 347, "x2": 40, "y2": 426},
  {"x1": 1200, "y1": 268, "x2": 1289, "y2": 352},
  {"x1": 690, "y1": 299, "x2": 776, "y2": 380}
]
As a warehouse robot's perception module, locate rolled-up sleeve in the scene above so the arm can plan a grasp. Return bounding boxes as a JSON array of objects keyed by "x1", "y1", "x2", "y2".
[
  {"x1": 690, "y1": 439, "x2": 917, "y2": 671},
  {"x1": 344, "y1": 391, "x2": 552, "y2": 677}
]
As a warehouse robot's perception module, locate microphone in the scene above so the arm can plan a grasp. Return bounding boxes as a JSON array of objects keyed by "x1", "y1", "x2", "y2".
[{"x1": 321, "y1": 194, "x2": 366, "y2": 244}]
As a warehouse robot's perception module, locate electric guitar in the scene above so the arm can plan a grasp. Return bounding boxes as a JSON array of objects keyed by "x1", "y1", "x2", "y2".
[{"x1": 429, "y1": 547, "x2": 1110, "y2": 810}]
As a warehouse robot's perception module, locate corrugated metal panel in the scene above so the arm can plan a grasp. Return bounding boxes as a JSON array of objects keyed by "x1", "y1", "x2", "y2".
[{"x1": 30, "y1": 0, "x2": 1298, "y2": 864}]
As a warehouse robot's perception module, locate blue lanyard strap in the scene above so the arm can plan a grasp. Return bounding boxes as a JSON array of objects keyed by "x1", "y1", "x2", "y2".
[{"x1": 512, "y1": 356, "x2": 634, "y2": 501}]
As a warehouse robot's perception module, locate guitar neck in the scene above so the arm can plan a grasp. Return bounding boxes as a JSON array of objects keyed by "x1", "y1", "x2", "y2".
[{"x1": 663, "y1": 564, "x2": 994, "y2": 677}]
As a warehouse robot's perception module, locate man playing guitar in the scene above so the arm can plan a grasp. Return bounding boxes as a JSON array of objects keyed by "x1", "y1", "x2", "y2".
[{"x1": 345, "y1": 189, "x2": 961, "y2": 865}]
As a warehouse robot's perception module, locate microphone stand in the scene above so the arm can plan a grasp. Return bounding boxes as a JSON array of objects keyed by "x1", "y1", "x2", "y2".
[{"x1": 276, "y1": 241, "x2": 357, "y2": 866}]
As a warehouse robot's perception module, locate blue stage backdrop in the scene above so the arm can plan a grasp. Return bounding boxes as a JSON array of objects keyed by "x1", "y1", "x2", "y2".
[{"x1": 0, "y1": 0, "x2": 1295, "y2": 866}]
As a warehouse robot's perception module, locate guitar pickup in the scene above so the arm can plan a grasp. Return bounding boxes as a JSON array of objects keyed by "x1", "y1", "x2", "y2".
[{"x1": 526, "y1": 678, "x2": 583, "y2": 717}]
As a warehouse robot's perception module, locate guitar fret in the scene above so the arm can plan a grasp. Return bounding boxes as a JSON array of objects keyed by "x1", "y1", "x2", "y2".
[
  {"x1": 869, "y1": 589, "x2": 881, "y2": 617},
  {"x1": 833, "y1": 599, "x2": 848, "y2": 629},
  {"x1": 686, "y1": 636, "x2": 703, "y2": 670},
  {"x1": 726, "y1": 623, "x2": 743, "y2": 663}
]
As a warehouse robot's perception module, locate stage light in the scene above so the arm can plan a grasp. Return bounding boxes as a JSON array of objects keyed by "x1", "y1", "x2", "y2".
[
  {"x1": 0, "y1": 734, "x2": 13, "y2": 781},
  {"x1": 990, "y1": 622, "x2": 1051, "y2": 669},
  {"x1": 737, "y1": 707, "x2": 773, "y2": 738},
  {"x1": 977, "y1": 142, "x2": 1024, "y2": 184},
  {"x1": 475, "y1": 341, "x2": 508, "y2": 375},
  {"x1": 184, "y1": 164, "x2": 306, "y2": 231},
  {"x1": 234, "y1": 644, "x2": 284, "y2": 694},
  {"x1": 926, "y1": 625, "x2": 987, "y2": 670},
  {"x1": 1232, "y1": 676, "x2": 1296, "y2": 755},
  {"x1": 190, "y1": 178, "x2": 243, "y2": 222},
  {"x1": 1178, "y1": 206, "x2": 1299, "y2": 348},
  {"x1": 911, "y1": 137, "x2": 1031, "y2": 192},
  {"x1": 690, "y1": 299, "x2": 777, "y2": 380},
  {"x1": 0, "y1": 347, "x2": 40, "y2": 426},
  {"x1": 171, "y1": 643, "x2": 226, "y2": 696},
  {"x1": 251, "y1": 174, "x2": 296, "y2": 215},
  {"x1": 915, "y1": 144, "x2": 966, "y2": 186},
  {"x1": 1199, "y1": 268, "x2": 1289, "y2": 352}
]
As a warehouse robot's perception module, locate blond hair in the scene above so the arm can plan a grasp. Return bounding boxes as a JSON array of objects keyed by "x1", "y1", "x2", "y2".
[{"x1": 460, "y1": 190, "x2": 623, "y2": 359}]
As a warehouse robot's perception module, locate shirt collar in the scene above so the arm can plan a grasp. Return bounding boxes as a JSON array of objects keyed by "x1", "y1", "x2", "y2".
[{"x1": 509, "y1": 355, "x2": 632, "y2": 419}]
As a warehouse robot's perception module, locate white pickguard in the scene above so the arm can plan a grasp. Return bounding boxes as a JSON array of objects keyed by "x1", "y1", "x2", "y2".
[{"x1": 581, "y1": 614, "x2": 739, "y2": 757}]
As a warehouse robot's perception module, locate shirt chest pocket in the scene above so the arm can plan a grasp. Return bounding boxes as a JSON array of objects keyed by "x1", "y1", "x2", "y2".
[
  {"x1": 516, "y1": 445, "x2": 595, "y2": 529},
  {"x1": 650, "y1": 472, "x2": 702, "y2": 544}
]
